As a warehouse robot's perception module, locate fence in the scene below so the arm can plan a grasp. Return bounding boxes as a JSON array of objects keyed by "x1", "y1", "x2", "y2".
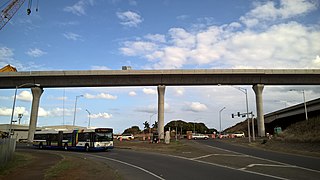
[{"x1": 0, "y1": 138, "x2": 16, "y2": 168}]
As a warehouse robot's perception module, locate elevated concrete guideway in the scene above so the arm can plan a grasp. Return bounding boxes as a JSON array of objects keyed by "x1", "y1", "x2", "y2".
[
  {"x1": 1, "y1": 69, "x2": 320, "y2": 88},
  {"x1": 1, "y1": 69, "x2": 320, "y2": 141}
]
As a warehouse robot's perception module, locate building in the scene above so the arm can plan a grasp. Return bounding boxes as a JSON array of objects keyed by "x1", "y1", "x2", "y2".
[{"x1": 0, "y1": 124, "x2": 88, "y2": 141}]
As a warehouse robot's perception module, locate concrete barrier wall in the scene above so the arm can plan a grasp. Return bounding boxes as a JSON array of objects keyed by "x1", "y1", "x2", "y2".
[{"x1": 0, "y1": 138, "x2": 16, "y2": 167}]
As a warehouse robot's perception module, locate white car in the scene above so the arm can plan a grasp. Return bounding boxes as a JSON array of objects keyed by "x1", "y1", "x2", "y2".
[
  {"x1": 233, "y1": 132, "x2": 245, "y2": 138},
  {"x1": 192, "y1": 133, "x2": 209, "y2": 140},
  {"x1": 117, "y1": 134, "x2": 134, "y2": 140}
]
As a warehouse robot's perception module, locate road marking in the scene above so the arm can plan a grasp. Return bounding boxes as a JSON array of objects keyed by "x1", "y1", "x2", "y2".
[
  {"x1": 239, "y1": 163, "x2": 297, "y2": 170},
  {"x1": 166, "y1": 154, "x2": 289, "y2": 180},
  {"x1": 86, "y1": 154, "x2": 165, "y2": 180},
  {"x1": 205, "y1": 144, "x2": 320, "y2": 173},
  {"x1": 190, "y1": 154, "x2": 214, "y2": 160}
]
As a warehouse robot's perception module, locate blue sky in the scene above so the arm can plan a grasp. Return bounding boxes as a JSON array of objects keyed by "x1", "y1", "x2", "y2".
[{"x1": 1, "y1": 0, "x2": 320, "y2": 133}]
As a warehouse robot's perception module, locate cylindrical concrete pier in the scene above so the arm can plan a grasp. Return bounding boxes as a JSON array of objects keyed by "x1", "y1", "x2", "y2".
[
  {"x1": 252, "y1": 84, "x2": 265, "y2": 137},
  {"x1": 157, "y1": 85, "x2": 165, "y2": 140},
  {"x1": 27, "y1": 87, "x2": 44, "y2": 142}
]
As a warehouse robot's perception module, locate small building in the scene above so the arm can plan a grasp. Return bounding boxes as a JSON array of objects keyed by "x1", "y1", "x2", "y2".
[{"x1": 0, "y1": 64, "x2": 17, "y2": 72}]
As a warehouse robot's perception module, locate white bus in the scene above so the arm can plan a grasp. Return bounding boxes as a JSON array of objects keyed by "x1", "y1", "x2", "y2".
[{"x1": 33, "y1": 128, "x2": 113, "y2": 151}]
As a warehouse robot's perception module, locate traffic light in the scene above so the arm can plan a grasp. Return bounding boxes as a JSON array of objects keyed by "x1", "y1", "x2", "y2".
[
  {"x1": 231, "y1": 114, "x2": 234, "y2": 118},
  {"x1": 237, "y1": 112, "x2": 240, "y2": 117}
]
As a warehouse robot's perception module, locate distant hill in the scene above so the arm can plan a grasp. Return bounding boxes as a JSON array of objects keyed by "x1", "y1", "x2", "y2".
[
  {"x1": 223, "y1": 118, "x2": 257, "y2": 137},
  {"x1": 165, "y1": 120, "x2": 217, "y2": 134}
]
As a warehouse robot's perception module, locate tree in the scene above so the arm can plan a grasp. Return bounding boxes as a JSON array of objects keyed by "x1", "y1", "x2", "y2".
[
  {"x1": 123, "y1": 126, "x2": 141, "y2": 135},
  {"x1": 143, "y1": 121, "x2": 150, "y2": 130},
  {"x1": 152, "y1": 121, "x2": 158, "y2": 128}
]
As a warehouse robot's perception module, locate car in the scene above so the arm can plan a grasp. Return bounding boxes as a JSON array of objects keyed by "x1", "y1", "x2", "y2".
[
  {"x1": 233, "y1": 132, "x2": 245, "y2": 138},
  {"x1": 117, "y1": 134, "x2": 134, "y2": 140},
  {"x1": 192, "y1": 133, "x2": 209, "y2": 140}
]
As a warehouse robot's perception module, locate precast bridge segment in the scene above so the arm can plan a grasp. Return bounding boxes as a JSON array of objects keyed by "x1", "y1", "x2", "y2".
[{"x1": 1, "y1": 69, "x2": 320, "y2": 141}]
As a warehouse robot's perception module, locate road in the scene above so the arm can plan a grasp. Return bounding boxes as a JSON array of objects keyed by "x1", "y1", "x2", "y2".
[{"x1": 16, "y1": 140, "x2": 320, "y2": 180}]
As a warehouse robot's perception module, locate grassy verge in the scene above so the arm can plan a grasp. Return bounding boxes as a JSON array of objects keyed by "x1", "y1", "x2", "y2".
[
  {"x1": 44, "y1": 155, "x2": 74, "y2": 180},
  {"x1": 0, "y1": 152, "x2": 33, "y2": 176},
  {"x1": 44, "y1": 154, "x2": 123, "y2": 180}
]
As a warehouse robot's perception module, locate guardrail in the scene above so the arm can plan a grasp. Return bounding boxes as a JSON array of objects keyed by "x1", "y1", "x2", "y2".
[{"x1": 0, "y1": 138, "x2": 16, "y2": 167}]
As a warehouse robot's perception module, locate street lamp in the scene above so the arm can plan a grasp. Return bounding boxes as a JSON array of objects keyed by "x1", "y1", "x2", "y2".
[
  {"x1": 219, "y1": 107, "x2": 226, "y2": 133},
  {"x1": 9, "y1": 83, "x2": 40, "y2": 137},
  {"x1": 234, "y1": 87, "x2": 252, "y2": 142},
  {"x1": 73, "y1": 95, "x2": 83, "y2": 126},
  {"x1": 86, "y1": 109, "x2": 91, "y2": 128},
  {"x1": 192, "y1": 118, "x2": 202, "y2": 133},
  {"x1": 290, "y1": 89, "x2": 308, "y2": 121}
]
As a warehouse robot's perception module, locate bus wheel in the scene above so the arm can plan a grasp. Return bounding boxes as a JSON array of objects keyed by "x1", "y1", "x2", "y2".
[
  {"x1": 64, "y1": 144, "x2": 68, "y2": 151},
  {"x1": 85, "y1": 144, "x2": 89, "y2": 152},
  {"x1": 39, "y1": 143, "x2": 43, "y2": 149}
]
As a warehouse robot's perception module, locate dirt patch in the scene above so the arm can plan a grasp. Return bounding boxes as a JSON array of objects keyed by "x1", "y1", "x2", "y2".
[{"x1": 0, "y1": 150, "x2": 62, "y2": 180}]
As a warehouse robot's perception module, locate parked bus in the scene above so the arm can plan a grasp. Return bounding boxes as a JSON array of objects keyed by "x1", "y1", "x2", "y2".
[{"x1": 33, "y1": 128, "x2": 113, "y2": 151}]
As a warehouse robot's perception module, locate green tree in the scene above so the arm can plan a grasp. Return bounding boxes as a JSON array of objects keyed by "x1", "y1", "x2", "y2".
[
  {"x1": 123, "y1": 126, "x2": 141, "y2": 135},
  {"x1": 143, "y1": 121, "x2": 150, "y2": 130}
]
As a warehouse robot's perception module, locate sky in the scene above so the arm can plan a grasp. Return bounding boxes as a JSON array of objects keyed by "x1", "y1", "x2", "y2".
[{"x1": 0, "y1": 0, "x2": 320, "y2": 133}]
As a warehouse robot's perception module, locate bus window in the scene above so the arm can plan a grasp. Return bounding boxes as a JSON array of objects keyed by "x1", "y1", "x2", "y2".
[
  {"x1": 95, "y1": 132, "x2": 112, "y2": 142},
  {"x1": 78, "y1": 132, "x2": 90, "y2": 142}
]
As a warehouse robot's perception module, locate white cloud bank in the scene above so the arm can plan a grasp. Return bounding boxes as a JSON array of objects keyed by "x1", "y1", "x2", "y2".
[
  {"x1": 117, "y1": 11, "x2": 143, "y2": 27},
  {"x1": 119, "y1": 0, "x2": 320, "y2": 69},
  {"x1": 64, "y1": 0, "x2": 94, "y2": 16},
  {"x1": 184, "y1": 102, "x2": 208, "y2": 112},
  {"x1": 90, "y1": 113, "x2": 112, "y2": 119},
  {"x1": 26, "y1": 48, "x2": 47, "y2": 58},
  {"x1": 84, "y1": 93, "x2": 117, "y2": 100}
]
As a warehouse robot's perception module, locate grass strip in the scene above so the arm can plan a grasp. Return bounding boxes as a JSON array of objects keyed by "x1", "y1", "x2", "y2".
[{"x1": 0, "y1": 152, "x2": 33, "y2": 176}]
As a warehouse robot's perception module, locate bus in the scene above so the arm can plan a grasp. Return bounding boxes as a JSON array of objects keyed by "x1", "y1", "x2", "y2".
[{"x1": 33, "y1": 128, "x2": 113, "y2": 151}]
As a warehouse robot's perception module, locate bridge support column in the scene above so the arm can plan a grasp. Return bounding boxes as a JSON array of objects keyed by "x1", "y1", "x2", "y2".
[
  {"x1": 252, "y1": 84, "x2": 265, "y2": 137},
  {"x1": 27, "y1": 87, "x2": 44, "y2": 143},
  {"x1": 157, "y1": 85, "x2": 165, "y2": 140}
]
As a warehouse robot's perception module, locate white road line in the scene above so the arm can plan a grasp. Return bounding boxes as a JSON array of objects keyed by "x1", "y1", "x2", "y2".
[
  {"x1": 190, "y1": 154, "x2": 214, "y2": 160},
  {"x1": 86, "y1": 154, "x2": 165, "y2": 180},
  {"x1": 166, "y1": 154, "x2": 289, "y2": 180},
  {"x1": 239, "y1": 163, "x2": 297, "y2": 170},
  {"x1": 205, "y1": 144, "x2": 320, "y2": 173}
]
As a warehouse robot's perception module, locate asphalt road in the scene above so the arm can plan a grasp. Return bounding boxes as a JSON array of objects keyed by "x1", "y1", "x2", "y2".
[
  {"x1": 198, "y1": 140, "x2": 320, "y2": 171},
  {"x1": 78, "y1": 149, "x2": 278, "y2": 180},
  {"x1": 16, "y1": 141, "x2": 320, "y2": 180}
]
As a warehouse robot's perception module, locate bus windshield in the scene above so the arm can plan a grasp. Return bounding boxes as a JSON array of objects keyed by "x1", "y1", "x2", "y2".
[{"x1": 95, "y1": 132, "x2": 113, "y2": 142}]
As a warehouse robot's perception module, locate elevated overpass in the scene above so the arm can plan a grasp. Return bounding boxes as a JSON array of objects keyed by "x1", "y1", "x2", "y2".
[
  {"x1": 1, "y1": 69, "x2": 320, "y2": 141},
  {"x1": 265, "y1": 98, "x2": 320, "y2": 133}
]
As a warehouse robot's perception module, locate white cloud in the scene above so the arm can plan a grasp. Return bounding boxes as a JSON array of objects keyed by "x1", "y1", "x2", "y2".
[
  {"x1": 173, "y1": 87, "x2": 184, "y2": 96},
  {"x1": 84, "y1": 93, "x2": 117, "y2": 100},
  {"x1": 129, "y1": 91, "x2": 137, "y2": 96},
  {"x1": 16, "y1": 91, "x2": 32, "y2": 102},
  {"x1": 91, "y1": 65, "x2": 111, "y2": 70},
  {"x1": 119, "y1": 5, "x2": 320, "y2": 69},
  {"x1": 26, "y1": 48, "x2": 47, "y2": 58},
  {"x1": 63, "y1": 32, "x2": 82, "y2": 41},
  {"x1": 144, "y1": 34, "x2": 166, "y2": 43},
  {"x1": 184, "y1": 102, "x2": 208, "y2": 112},
  {"x1": 90, "y1": 112, "x2": 112, "y2": 119},
  {"x1": 0, "y1": 106, "x2": 29, "y2": 116},
  {"x1": 49, "y1": 108, "x2": 73, "y2": 117},
  {"x1": 142, "y1": 88, "x2": 157, "y2": 95},
  {"x1": 64, "y1": 0, "x2": 94, "y2": 16},
  {"x1": 240, "y1": 0, "x2": 317, "y2": 27},
  {"x1": 117, "y1": 11, "x2": 143, "y2": 27},
  {"x1": 38, "y1": 107, "x2": 50, "y2": 117}
]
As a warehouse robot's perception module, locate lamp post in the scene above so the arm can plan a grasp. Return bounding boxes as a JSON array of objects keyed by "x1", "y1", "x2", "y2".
[
  {"x1": 234, "y1": 87, "x2": 252, "y2": 143},
  {"x1": 219, "y1": 107, "x2": 226, "y2": 133},
  {"x1": 73, "y1": 95, "x2": 83, "y2": 126},
  {"x1": 290, "y1": 89, "x2": 308, "y2": 121},
  {"x1": 9, "y1": 83, "x2": 40, "y2": 137},
  {"x1": 86, "y1": 109, "x2": 91, "y2": 128},
  {"x1": 192, "y1": 118, "x2": 202, "y2": 133}
]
